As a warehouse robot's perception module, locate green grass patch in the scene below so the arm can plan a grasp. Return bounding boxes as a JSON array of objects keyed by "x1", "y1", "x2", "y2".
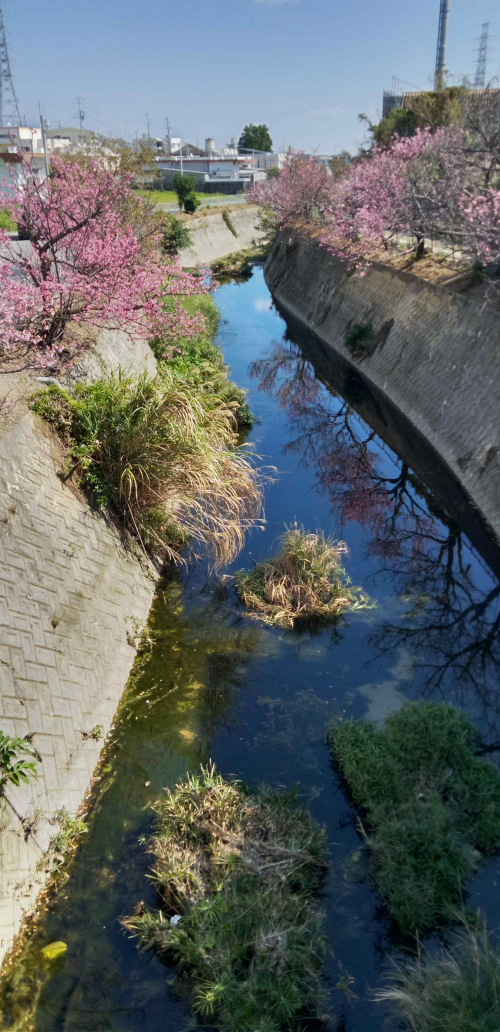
[
  {"x1": 134, "y1": 189, "x2": 231, "y2": 204},
  {"x1": 328, "y1": 702, "x2": 500, "y2": 934},
  {"x1": 0, "y1": 208, "x2": 16, "y2": 232},
  {"x1": 152, "y1": 294, "x2": 255, "y2": 431},
  {"x1": 124, "y1": 764, "x2": 328, "y2": 1032},
  {"x1": 235, "y1": 525, "x2": 370, "y2": 629},
  {"x1": 376, "y1": 914, "x2": 500, "y2": 1031}
]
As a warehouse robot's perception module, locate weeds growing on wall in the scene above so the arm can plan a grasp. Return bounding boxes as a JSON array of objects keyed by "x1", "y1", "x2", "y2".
[
  {"x1": 124, "y1": 764, "x2": 328, "y2": 1032},
  {"x1": 222, "y1": 209, "x2": 238, "y2": 238},
  {"x1": 376, "y1": 913, "x2": 500, "y2": 1031},
  {"x1": 343, "y1": 323, "x2": 374, "y2": 358},
  {"x1": 328, "y1": 702, "x2": 500, "y2": 934},
  {"x1": 0, "y1": 730, "x2": 38, "y2": 789},
  {"x1": 235, "y1": 525, "x2": 370, "y2": 628},
  {"x1": 31, "y1": 291, "x2": 265, "y2": 565}
]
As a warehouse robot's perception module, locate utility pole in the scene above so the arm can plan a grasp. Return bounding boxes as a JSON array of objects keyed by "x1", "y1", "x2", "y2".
[
  {"x1": 0, "y1": 6, "x2": 21, "y2": 126},
  {"x1": 144, "y1": 112, "x2": 150, "y2": 142},
  {"x1": 165, "y1": 116, "x2": 171, "y2": 156},
  {"x1": 75, "y1": 96, "x2": 85, "y2": 146},
  {"x1": 38, "y1": 101, "x2": 49, "y2": 178}
]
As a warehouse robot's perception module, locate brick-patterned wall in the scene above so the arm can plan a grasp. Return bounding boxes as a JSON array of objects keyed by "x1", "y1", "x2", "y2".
[
  {"x1": 265, "y1": 232, "x2": 500, "y2": 557},
  {"x1": 0, "y1": 330, "x2": 157, "y2": 963}
]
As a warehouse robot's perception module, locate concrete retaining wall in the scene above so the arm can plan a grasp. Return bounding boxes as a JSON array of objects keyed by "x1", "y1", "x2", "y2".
[
  {"x1": 179, "y1": 205, "x2": 265, "y2": 266},
  {"x1": 265, "y1": 231, "x2": 500, "y2": 559},
  {"x1": 0, "y1": 328, "x2": 157, "y2": 963}
]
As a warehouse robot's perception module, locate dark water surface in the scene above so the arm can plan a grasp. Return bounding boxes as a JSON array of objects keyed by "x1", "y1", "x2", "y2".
[{"x1": 3, "y1": 266, "x2": 500, "y2": 1031}]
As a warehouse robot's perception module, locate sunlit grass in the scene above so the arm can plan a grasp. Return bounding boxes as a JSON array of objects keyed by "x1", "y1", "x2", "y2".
[
  {"x1": 124, "y1": 764, "x2": 329, "y2": 1032},
  {"x1": 235, "y1": 524, "x2": 370, "y2": 628}
]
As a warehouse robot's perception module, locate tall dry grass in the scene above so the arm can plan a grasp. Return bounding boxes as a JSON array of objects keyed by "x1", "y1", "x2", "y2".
[{"x1": 32, "y1": 370, "x2": 268, "y2": 566}]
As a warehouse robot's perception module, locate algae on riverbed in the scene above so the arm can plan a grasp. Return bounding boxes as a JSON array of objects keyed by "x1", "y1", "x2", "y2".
[{"x1": 125, "y1": 765, "x2": 329, "y2": 1032}]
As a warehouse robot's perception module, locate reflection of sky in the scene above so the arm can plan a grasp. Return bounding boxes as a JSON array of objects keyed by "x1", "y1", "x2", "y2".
[
  {"x1": 207, "y1": 266, "x2": 500, "y2": 1029},
  {"x1": 215, "y1": 267, "x2": 500, "y2": 750}
]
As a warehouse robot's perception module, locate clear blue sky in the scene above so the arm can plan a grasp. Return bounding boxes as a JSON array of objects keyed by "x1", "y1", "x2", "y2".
[{"x1": 7, "y1": 0, "x2": 499, "y2": 153}]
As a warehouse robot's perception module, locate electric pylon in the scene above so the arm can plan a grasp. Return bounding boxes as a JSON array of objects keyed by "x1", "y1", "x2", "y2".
[
  {"x1": 0, "y1": 6, "x2": 20, "y2": 125},
  {"x1": 474, "y1": 22, "x2": 490, "y2": 89}
]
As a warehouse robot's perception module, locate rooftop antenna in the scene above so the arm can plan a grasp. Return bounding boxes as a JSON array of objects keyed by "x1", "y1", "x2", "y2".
[
  {"x1": 0, "y1": 7, "x2": 20, "y2": 125},
  {"x1": 435, "y1": 0, "x2": 450, "y2": 90},
  {"x1": 474, "y1": 22, "x2": 490, "y2": 89}
]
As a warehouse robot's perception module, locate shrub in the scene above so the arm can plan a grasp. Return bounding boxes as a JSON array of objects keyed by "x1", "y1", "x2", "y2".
[
  {"x1": 124, "y1": 765, "x2": 328, "y2": 1032},
  {"x1": 235, "y1": 524, "x2": 370, "y2": 628},
  {"x1": 158, "y1": 213, "x2": 191, "y2": 256},
  {"x1": 376, "y1": 914, "x2": 500, "y2": 1031},
  {"x1": 31, "y1": 368, "x2": 264, "y2": 567},
  {"x1": 328, "y1": 702, "x2": 500, "y2": 934},
  {"x1": 0, "y1": 730, "x2": 38, "y2": 788}
]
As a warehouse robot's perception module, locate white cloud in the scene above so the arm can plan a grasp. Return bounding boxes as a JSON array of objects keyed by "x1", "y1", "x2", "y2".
[{"x1": 254, "y1": 297, "x2": 272, "y2": 312}]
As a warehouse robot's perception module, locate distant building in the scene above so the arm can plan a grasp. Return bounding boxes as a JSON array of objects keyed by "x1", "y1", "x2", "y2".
[
  {"x1": 46, "y1": 125, "x2": 96, "y2": 149},
  {"x1": 0, "y1": 126, "x2": 48, "y2": 185},
  {"x1": 155, "y1": 153, "x2": 266, "y2": 192}
]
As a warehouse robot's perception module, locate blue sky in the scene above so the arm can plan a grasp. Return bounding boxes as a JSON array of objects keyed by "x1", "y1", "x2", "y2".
[{"x1": 8, "y1": 0, "x2": 499, "y2": 153}]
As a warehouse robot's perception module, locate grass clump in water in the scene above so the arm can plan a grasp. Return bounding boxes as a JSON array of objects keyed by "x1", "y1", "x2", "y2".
[
  {"x1": 376, "y1": 913, "x2": 500, "y2": 1031},
  {"x1": 328, "y1": 702, "x2": 500, "y2": 935},
  {"x1": 234, "y1": 525, "x2": 370, "y2": 629},
  {"x1": 125, "y1": 764, "x2": 329, "y2": 1032}
]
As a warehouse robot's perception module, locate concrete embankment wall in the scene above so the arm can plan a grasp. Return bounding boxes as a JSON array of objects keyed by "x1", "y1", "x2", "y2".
[
  {"x1": 0, "y1": 215, "x2": 259, "y2": 963},
  {"x1": 265, "y1": 231, "x2": 500, "y2": 560},
  {"x1": 0, "y1": 330, "x2": 157, "y2": 963},
  {"x1": 179, "y1": 204, "x2": 264, "y2": 265}
]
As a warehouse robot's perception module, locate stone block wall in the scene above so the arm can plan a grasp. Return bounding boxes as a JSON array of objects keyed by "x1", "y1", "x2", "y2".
[{"x1": 265, "y1": 232, "x2": 500, "y2": 555}]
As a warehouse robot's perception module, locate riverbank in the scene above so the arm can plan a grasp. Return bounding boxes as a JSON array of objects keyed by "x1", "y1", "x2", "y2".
[
  {"x1": 178, "y1": 204, "x2": 265, "y2": 265},
  {"x1": 265, "y1": 229, "x2": 500, "y2": 566}
]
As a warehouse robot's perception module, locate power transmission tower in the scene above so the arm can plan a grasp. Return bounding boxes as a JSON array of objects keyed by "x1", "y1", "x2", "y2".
[
  {"x1": 474, "y1": 22, "x2": 490, "y2": 89},
  {"x1": 0, "y1": 6, "x2": 20, "y2": 125}
]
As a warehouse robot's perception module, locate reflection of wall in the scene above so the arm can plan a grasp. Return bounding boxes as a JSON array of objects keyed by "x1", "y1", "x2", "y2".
[
  {"x1": 0, "y1": 330, "x2": 157, "y2": 964},
  {"x1": 265, "y1": 232, "x2": 500, "y2": 575}
]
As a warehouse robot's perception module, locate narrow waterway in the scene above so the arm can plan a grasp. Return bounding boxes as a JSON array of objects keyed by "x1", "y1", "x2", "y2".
[{"x1": 3, "y1": 265, "x2": 500, "y2": 1031}]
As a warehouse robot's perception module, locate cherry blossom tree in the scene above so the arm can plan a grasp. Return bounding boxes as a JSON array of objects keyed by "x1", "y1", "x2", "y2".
[{"x1": 0, "y1": 157, "x2": 206, "y2": 370}]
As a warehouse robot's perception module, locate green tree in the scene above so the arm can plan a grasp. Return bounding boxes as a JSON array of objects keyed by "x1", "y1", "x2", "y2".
[
  {"x1": 360, "y1": 87, "x2": 467, "y2": 148},
  {"x1": 238, "y1": 124, "x2": 273, "y2": 152},
  {"x1": 173, "y1": 173, "x2": 200, "y2": 213}
]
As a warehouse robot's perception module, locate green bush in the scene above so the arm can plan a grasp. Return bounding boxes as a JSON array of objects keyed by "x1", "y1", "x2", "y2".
[
  {"x1": 158, "y1": 213, "x2": 191, "y2": 256},
  {"x1": 376, "y1": 914, "x2": 500, "y2": 1031},
  {"x1": 222, "y1": 210, "x2": 238, "y2": 238},
  {"x1": 328, "y1": 702, "x2": 500, "y2": 934},
  {"x1": 125, "y1": 765, "x2": 328, "y2": 1032},
  {"x1": 0, "y1": 208, "x2": 16, "y2": 232}
]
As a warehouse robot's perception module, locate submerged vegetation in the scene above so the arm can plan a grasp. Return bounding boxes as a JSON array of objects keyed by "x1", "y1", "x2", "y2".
[
  {"x1": 32, "y1": 295, "x2": 263, "y2": 564},
  {"x1": 328, "y1": 702, "x2": 500, "y2": 934},
  {"x1": 377, "y1": 914, "x2": 500, "y2": 1031},
  {"x1": 235, "y1": 525, "x2": 370, "y2": 628},
  {"x1": 125, "y1": 764, "x2": 328, "y2": 1032}
]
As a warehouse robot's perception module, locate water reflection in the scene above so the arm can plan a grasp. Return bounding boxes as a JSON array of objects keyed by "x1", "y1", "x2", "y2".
[{"x1": 251, "y1": 340, "x2": 500, "y2": 745}]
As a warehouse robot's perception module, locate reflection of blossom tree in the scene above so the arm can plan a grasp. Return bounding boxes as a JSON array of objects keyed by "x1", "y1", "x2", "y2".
[{"x1": 251, "y1": 341, "x2": 500, "y2": 743}]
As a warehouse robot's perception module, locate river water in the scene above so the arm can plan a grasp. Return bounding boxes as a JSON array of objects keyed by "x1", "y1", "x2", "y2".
[{"x1": 2, "y1": 265, "x2": 500, "y2": 1031}]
